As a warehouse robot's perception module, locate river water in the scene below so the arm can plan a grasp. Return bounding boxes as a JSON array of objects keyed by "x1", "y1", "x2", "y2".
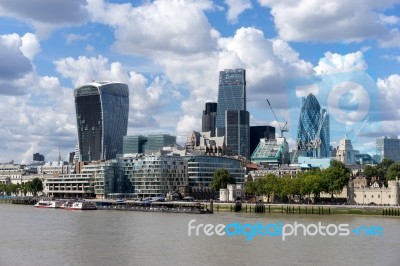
[{"x1": 0, "y1": 204, "x2": 399, "y2": 266}]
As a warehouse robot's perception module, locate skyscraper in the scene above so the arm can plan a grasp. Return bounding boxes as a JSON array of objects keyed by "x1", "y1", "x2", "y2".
[
  {"x1": 225, "y1": 110, "x2": 250, "y2": 159},
  {"x1": 216, "y1": 69, "x2": 246, "y2": 137},
  {"x1": 376, "y1": 136, "x2": 400, "y2": 162},
  {"x1": 297, "y1": 93, "x2": 330, "y2": 158},
  {"x1": 202, "y1": 102, "x2": 217, "y2": 137},
  {"x1": 74, "y1": 81, "x2": 129, "y2": 161}
]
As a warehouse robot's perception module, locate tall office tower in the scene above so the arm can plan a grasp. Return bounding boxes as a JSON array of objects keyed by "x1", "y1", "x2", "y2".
[
  {"x1": 123, "y1": 135, "x2": 148, "y2": 154},
  {"x1": 376, "y1": 136, "x2": 400, "y2": 162},
  {"x1": 202, "y1": 102, "x2": 217, "y2": 137},
  {"x1": 225, "y1": 110, "x2": 250, "y2": 159},
  {"x1": 249, "y1": 126, "x2": 276, "y2": 156},
  {"x1": 216, "y1": 69, "x2": 246, "y2": 137},
  {"x1": 297, "y1": 93, "x2": 330, "y2": 158},
  {"x1": 146, "y1": 134, "x2": 176, "y2": 153},
  {"x1": 74, "y1": 81, "x2": 129, "y2": 161},
  {"x1": 33, "y1": 153, "x2": 45, "y2": 162}
]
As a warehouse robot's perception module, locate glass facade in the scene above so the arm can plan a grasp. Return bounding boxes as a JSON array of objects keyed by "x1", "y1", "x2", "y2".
[
  {"x1": 216, "y1": 69, "x2": 246, "y2": 136},
  {"x1": 74, "y1": 81, "x2": 129, "y2": 161},
  {"x1": 184, "y1": 155, "x2": 245, "y2": 187},
  {"x1": 297, "y1": 93, "x2": 330, "y2": 158},
  {"x1": 249, "y1": 126, "x2": 275, "y2": 157},
  {"x1": 123, "y1": 135, "x2": 148, "y2": 154},
  {"x1": 225, "y1": 110, "x2": 250, "y2": 158},
  {"x1": 202, "y1": 102, "x2": 217, "y2": 137},
  {"x1": 146, "y1": 134, "x2": 176, "y2": 153},
  {"x1": 376, "y1": 136, "x2": 400, "y2": 162},
  {"x1": 119, "y1": 155, "x2": 188, "y2": 198}
]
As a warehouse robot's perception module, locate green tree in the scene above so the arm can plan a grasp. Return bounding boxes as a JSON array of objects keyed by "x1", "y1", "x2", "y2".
[
  {"x1": 29, "y1": 178, "x2": 43, "y2": 196},
  {"x1": 363, "y1": 165, "x2": 378, "y2": 179},
  {"x1": 377, "y1": 158, "x2": 395, "y2": 180},
  {"x1": 299, "y1": 170, "x2": 324, "y2": 202},
  {"x1": 261, "y1": 174, "x2": 279, "y2": 203},
  {"x1": 322, "y1": 160, "x2": 350, "y2": 201},
  {"x1": 387, "y1": 162, "x2": 400, "y2": 181},
  {"x1": 211, "y1": 169, "x2": 235, "y2": 191},
  {"x1": 20, "y1": 182, "x2": 29, "y2": 196}
]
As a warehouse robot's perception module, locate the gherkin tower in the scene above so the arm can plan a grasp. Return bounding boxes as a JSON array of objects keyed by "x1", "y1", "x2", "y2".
[{"x1": 297, "y1": 93, "x2": 330, "y2": 158}]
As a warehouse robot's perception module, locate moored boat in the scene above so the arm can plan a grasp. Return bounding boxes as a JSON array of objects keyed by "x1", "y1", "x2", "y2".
[
  {"x1": 63, "y1": 200, "x2": 97, "y2": 210},
  {"x1": 34, "y1": 199, "x2": 63, "y2": 208}
]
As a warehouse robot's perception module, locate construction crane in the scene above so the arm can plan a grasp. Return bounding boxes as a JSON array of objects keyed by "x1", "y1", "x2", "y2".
[
  {"x1": 266, "y1": 99, "x2": 288, "y2": 138},
  {"x1": 351, "y1": 116, "x2": 369, "y2": 144}
]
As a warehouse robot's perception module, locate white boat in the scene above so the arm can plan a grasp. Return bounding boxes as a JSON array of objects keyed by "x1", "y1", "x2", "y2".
[
  {"x1": 63, "y1": 201, "x2": 97, "y2": 210},
  {"x1": 60, "y1": 200, "x2": 75, "y2": 209},
  {"x1": 34, "y1": 199, "x2": 63, "y2": 208}
]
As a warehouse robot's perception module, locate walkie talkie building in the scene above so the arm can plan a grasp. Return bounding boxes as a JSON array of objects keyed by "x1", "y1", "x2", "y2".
[
  {"x1": 74, "y1": 81, "x2": 129, "y2": 161},
  {"x1": 216, "y1": 69, "x2": 246, "y2": 137}
]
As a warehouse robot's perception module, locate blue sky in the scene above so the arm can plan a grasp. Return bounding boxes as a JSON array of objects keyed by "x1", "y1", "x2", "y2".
[{"x1": 0, "y1": 0, "x2": 400, "y2": 163}]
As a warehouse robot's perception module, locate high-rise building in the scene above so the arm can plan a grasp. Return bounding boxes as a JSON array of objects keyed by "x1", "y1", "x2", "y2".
[
  {"x1": 33, "y1": 153, "x2": 45, "y2": 162},
  {"x1": 123, "y1": 135, "x2": 148, "y2": 154},
  {"x1": 202, "y1": 102, "x2": 217, "y2": 137},
  {"x1": 297, "y1": 93, "x2": 330, "y2": 158},
  {"x1": 216, "y1": 69, "x2": 246, "y2": 137},
  {"x1": 376, "y1": 136, "x2": 400, "y2": 162},
  {"x1": 74, "y1": 81, "x2": 129, "y2": 161},
  {"x1": 146, "y1": 134, "x2": 176, "y2": 153},
  {"x1": 249, "y1": 126, "x2": 275, "y2": 156},
  {"x1": 225, "y1": 110, "x2": 250, "y2": 159}
]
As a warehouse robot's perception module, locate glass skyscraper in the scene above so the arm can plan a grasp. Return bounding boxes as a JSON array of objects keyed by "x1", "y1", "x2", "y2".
[
  {"x1": 216, "y1": 69, "x2": 246, "y2": 137},
  {"x1": 74, "y1": 81, "x2": 129, "y2": 161},
  {"x1": 297, "y1": 93, "x2": 330, "y2": 158},
  {"x1": 202, "y1": 102, "x2": 217, "y2": 137},
  {"x1": 225, "y1": 110, "x2": 250, "y2": 159}
]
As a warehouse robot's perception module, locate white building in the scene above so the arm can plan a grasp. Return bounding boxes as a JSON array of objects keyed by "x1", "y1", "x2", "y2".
[
  {"x1": 336, "y1": 138, "x2": 356, "y2": 165},
  {"x1": 219, "y1": 184, "x2": 243, "y2": 202}
]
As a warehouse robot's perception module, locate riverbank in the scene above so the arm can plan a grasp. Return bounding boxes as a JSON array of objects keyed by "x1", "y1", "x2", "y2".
[
  {"x1": 2, "y1": 197, "x2": 400, "y2": 216},
  {"x1": 204, "y1": 202, "x2": 400, "y2": 217}
]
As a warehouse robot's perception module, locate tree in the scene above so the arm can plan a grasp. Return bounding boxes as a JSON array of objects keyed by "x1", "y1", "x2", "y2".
[
  {"x1": 363, "y1": 165, "x2": 378, "y2": 179},
  {"x1": 261, "y1": 174, "x2": 279, "y2": 203},
  {"x1": 322, "y1": 160, "x2": 350, "y2": 201},
  {"x1": 299, "y1": 170, "x2": 324, "y2": 202},
  {"x1": 211, "y1": 169, "x2": 235, "y2": 191},
  {"x1": 387, "y1": 162, "x2": 400, "y2": 181},
  {"x1": 377, "y1": 158, "x2": 395, "y2": 180},
  {"x1": 29, "y1": 178, "x2": 43, "y2": 196}
]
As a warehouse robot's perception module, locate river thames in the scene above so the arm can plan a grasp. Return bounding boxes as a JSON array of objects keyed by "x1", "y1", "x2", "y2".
[{"x1": 0, "y1": 204, "x2": 399, "y2": 266}]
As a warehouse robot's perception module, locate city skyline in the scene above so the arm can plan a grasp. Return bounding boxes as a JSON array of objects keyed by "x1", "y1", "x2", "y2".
[{"x1": 1, "y1": 0, "x2": 400, "y2": 163}]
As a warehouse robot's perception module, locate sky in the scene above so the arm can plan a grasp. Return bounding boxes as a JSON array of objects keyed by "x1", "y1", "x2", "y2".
[{"x1": 0, "y1": 0, "x2": 400, "y2": 163}]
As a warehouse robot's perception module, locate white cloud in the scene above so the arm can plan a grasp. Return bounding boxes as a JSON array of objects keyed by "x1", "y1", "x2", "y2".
[
  {"x1": 87, "y1": 0, "x2": 218, "y2": 56},
  {"x1": 20, "y1": 33, "x2": 41, "y2": 60},
  {"x1": 0, "y1": 0, "x2": 88, "y2": 38},
  {"x1": 225, "y1": 0, "x2": 252, "y2": 24},
  {"x1": 314, "y1": 51, "x2": 367, "y2": 75},
  {"x1": 258, "y1": 0, "x2": 400, "y2": 46},
  {"x1": 0, "y1": 33, "x2": 32, "y2": 89},
  {"x1": 377, "y1": 74, "x2": 400, "y2": 121}
]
